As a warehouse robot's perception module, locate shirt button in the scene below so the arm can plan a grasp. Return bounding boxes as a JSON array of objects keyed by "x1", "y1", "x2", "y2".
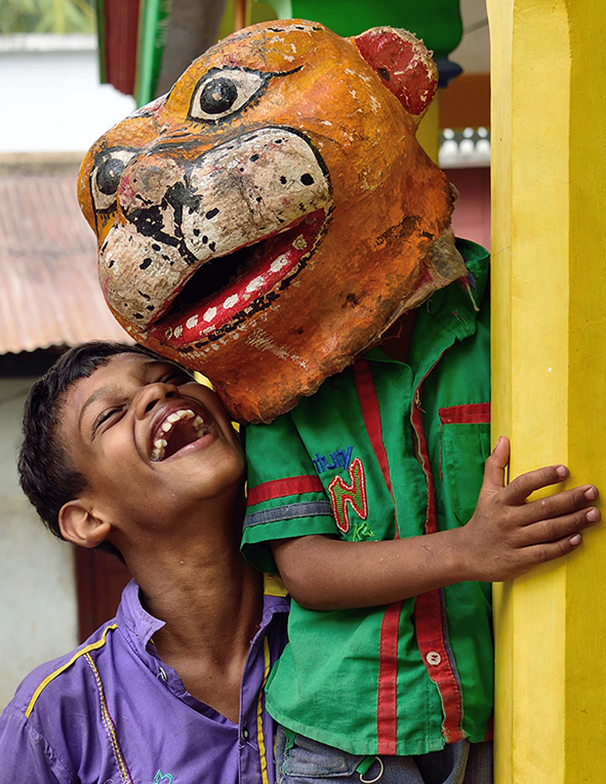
[
  {"x1": 426, "y1": 651, "x2": 442, "y2": 666},
  {"x1": 241, "y1": 726, "x2": 250, "y2": 741}
]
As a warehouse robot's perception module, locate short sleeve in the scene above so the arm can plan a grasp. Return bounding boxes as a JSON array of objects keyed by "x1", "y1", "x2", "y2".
[
  {"x1": 0, "y1": 705, "x2": 68, "y2": 784},
  {"x1": 242, "y1": 414, "x2": 338, "y2": 572}
]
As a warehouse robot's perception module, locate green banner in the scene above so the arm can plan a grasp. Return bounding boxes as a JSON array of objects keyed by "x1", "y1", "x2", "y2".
[{"x1": 135, "y1": 0, "x2": 172, "y2": 106}]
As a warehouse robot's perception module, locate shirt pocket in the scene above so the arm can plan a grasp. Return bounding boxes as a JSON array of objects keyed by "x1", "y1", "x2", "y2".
[{"x1": 438, "y1": 403, "x2": 491, "y2": 527}]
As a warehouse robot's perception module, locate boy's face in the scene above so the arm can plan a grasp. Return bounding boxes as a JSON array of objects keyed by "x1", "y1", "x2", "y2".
[{"x1": 58, "y1": 353, "x2": 245, "y2": 534}]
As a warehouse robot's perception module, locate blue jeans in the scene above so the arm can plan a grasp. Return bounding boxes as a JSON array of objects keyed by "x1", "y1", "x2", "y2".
[{"x1": 274, "y1": 728, "x2": 493, "y2": 784}]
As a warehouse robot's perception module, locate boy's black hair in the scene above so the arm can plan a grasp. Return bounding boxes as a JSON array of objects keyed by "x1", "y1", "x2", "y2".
[{"x1": 18, "y1": 341, "x2": 164, "y2": 562}]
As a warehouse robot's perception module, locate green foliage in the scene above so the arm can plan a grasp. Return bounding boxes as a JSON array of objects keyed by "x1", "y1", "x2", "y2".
[{"x1": 0, "y1": 0, "x2": 95, "y2": 35}]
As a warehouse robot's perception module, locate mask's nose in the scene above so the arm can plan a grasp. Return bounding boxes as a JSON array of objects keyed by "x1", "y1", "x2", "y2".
[{"x1": 117, "y1": 153, "x2": 186, "y2": 218}]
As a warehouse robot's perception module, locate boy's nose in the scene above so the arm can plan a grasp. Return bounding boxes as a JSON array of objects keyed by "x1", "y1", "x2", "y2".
[{"x1": 134, "y1": 381, "x2": 178, "y2": 418}]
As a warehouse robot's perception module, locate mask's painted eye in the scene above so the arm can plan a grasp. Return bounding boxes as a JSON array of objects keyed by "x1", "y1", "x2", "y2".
[
  {"x1": 188, "y1": 69, "x2": 269, "y2": 122},
  {"x1": 90, "y1": 148, "x2": 137, "y2": 213}
]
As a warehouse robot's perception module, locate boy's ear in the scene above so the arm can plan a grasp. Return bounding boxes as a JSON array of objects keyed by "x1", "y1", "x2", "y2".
[{"x1": 59, "y1": 500, "x2": 111, "y2": 549}]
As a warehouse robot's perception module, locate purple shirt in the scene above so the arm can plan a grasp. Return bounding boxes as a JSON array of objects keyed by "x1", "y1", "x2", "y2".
[{"x1": 0, "y1": 577, "x2": 289, "y2": 784}]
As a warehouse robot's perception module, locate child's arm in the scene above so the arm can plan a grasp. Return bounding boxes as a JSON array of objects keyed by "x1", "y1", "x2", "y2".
[{"x1": 271, "y1": 436, "x2": 600, "y2": 610}]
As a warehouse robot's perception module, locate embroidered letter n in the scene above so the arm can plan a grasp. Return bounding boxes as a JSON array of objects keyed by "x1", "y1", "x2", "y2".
[{"x1": 328, "y1": 458, "x2": 369, "y2": 535}]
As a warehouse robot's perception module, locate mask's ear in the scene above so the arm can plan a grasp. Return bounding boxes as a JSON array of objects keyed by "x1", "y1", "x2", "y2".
[
  {"x1": 353, "y1": 27, "x2": 438, "y2": 126},
  {"x1": 59, "y1": 501, "x2": 111, "y2": 549}
]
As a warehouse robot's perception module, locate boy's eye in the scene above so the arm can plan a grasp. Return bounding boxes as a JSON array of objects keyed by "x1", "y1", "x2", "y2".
[{"x1": 92, "y1": 407, "x2": 122, "y2": 434}]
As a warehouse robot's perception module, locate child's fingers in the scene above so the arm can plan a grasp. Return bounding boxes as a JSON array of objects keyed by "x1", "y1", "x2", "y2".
[
  {"x1": 515, "y1": 483, "x2": 599, "y2": 525},
  {"x1": 516, "y1": 505, "x2": 600, "y2": 547},
  {"x1": 480, "y1": 436, "x2": 510, "y2": 493},
  {"x1": 501, "y1": 463, "x2": 570, "y2": 505},
  {"x1": 515, "y1": 533, "x2": 585, "y2": 570}
]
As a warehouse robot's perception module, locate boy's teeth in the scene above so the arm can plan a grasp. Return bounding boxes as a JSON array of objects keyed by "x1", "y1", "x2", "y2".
[
  {"x1": 151, "y1": 408, "x2": 208, "y2": 461},
  {"x1": 151, "y1": 438, "x2": 168, "y2": 462},
  {"x1": 158, "y1": 408, "x2": 197, "y2": 436}
]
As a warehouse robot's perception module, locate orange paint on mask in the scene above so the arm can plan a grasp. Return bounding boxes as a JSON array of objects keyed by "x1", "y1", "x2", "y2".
[{"x1": 78, "y1": 20, "x2": 464, "y2": 423}]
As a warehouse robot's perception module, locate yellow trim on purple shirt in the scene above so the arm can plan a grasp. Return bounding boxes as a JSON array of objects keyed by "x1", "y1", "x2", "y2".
[{"x1": 25, "y1": 623, "x2": 118, "y2": 718}]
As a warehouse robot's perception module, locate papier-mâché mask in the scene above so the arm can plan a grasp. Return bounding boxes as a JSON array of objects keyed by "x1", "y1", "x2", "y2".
[{"x1": 78, "y1": 20, "x2": 465, "y2": 422}]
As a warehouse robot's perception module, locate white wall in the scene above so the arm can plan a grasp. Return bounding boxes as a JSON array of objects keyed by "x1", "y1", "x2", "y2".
[
  {"x1": 0, "y1": 35, "x2": 135, "y2": 154},
  {"x1": 0, "y1": 35, "x2": 131, "y2": 707},
  {"x1": 0, "y1": 378, "x2": 79, "y2": 710}
]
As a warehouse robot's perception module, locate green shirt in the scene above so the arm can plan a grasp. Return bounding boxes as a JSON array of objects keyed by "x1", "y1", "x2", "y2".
[{"x1": 242, "y1": 239, "x2": 492, "y2": 756}]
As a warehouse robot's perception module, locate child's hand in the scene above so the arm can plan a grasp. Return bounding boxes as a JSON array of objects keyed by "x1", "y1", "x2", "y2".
[
  {"x1": 271, "y1": 436, "x2": 600, "y2": 610},
  {"x1": 461, "y1": 436, "x2": 600, "y2": 582}
]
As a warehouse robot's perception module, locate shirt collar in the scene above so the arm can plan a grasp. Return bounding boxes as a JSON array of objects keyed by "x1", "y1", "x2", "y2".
[
  {"x1": 118, "y1": 579, "x2": 164, "y2": 647},
  {"x1": 364, "y1": 238, "x2": 489, "y2": 375}
]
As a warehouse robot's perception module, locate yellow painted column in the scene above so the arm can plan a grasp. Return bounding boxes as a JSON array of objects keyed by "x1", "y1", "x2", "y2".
[
  {"x1": 416, "y1": 97, "x2": 440, "y2": 164},
  {"x1": 487, "y1": 1, "x2": 606, "y2": 782}
]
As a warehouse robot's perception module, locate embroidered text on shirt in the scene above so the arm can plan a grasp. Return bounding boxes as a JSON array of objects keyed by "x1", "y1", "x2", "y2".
[
  {"x1": 328, "y1": 457, "x2": 374, "y2": 540},
  {"x1": 312, "y1": 445, "x2": 353, "y2": 474}
]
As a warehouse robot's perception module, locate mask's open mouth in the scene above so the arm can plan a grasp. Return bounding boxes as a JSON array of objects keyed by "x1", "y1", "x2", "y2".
[
  {"x1": 151, "y1": 408, "x2": 210, "y2": 462},
  {"x1": 149, "y1": 208, "x2": 328, "y2": 349}
]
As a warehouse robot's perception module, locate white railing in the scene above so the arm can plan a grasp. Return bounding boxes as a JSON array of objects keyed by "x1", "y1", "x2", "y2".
[{"x1": 439, "y1": 127, "x2": 491, "y2": 168}]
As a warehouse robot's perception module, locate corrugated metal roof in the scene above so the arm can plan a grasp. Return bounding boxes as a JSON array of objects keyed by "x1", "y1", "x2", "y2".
[{"x1": 0, "y1": 171, "x2": 131, "y2": 355}]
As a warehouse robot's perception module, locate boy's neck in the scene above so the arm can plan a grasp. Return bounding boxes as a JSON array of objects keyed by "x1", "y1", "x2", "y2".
[
  {"x1": 138, "y1": 547, "x2": 263, "y2": 722},
  {"x1": 121, "y1": 495, "x2": 264, "y2": 721},
  {"x1": 130, "y1": 501, "x2": 262, "y2": 646},
  {"x1": 375, "y1": 309, "x2": 417, "y2": 363}
]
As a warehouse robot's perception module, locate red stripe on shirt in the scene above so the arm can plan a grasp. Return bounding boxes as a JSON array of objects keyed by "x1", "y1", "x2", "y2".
[
  {"x1": 411, "y1": 387, "x2": 438, "y2": 535},
  {"x1": 438, "y1": 402, "x2": 491, "y2": 425},
  {"x1": 353, "y1": 360, "x2": 401, "y2": 752},
  {"x1": 377, "y1": 601, "x2": 403, "y2": 754},
  {"x1": 412, "y1": 374, "x2": 464, "y2": 741},
  {"x1": 247, "y1": 475, "x2": 324, "y2": 506},
  {"x1": 353, "y1": 361, "x2": 396, "y2": 506},
  {"x1": 414, "y1": 591, "x2": 465, "y2": 744}
]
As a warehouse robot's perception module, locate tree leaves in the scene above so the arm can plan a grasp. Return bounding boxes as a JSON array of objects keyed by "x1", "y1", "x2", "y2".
[{"x1": 0, "y1": 0, "x2": 95, "y2": 34}]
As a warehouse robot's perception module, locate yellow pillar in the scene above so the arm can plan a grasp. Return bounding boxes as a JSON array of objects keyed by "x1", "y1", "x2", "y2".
[
  {"x1": 416, "y1": 97, "x2": 440, "y2": 164},
  {"x1": 487, "y1": 1, "x2": 606, "y2": 782}
]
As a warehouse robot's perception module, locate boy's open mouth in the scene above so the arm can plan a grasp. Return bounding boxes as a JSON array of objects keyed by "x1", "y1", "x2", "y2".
[{"x1": 151, "y1": 407, "x2": 211, "y2": 462}]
